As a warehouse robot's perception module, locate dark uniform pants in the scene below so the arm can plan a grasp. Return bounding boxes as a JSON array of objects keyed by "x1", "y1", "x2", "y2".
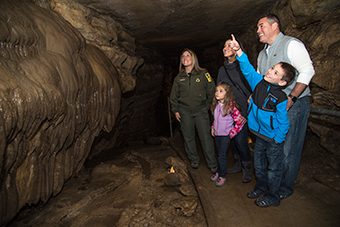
[{"x1": 180, "y1": 108, "x2": 217, "y2": 168}]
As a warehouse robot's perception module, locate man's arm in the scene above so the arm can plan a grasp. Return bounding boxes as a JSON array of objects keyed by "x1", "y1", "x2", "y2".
[{"x1": 286, "y1": 40, "x2": 315, "y2": 109}]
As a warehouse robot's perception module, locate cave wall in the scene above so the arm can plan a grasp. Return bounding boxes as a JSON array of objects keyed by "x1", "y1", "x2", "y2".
[
  {"x1": 0, "y1": 0, "x2": 165, "y2": 225},
  {"x1": 0, "y1": 0, "x2": 121, "y2": 224},
  {"x1": 44, "y1": 0, "x2": 165, "y2": 149}
]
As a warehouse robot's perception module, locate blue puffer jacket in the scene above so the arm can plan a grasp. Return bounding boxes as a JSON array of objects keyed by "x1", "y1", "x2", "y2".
[{"x1": 237, "y1": 53, "x2": 289, "y2": 143}]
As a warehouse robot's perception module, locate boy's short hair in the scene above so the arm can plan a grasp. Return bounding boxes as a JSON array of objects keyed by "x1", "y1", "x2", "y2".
[{"x1": 279, "y1": 62, "x2": 296, "y2": 85}]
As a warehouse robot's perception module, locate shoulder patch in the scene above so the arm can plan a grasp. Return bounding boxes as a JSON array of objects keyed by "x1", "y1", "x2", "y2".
[
  {"x1": 196, "y1": 78, "x2": 200, "y2": 82},
  {"x1": 205, "y1": 72, "x2": 212, "y2": 83}
]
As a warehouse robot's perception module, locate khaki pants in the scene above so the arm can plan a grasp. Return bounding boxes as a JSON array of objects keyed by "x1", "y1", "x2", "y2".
[{"x1": 180, "y1": 108, "x2": 217, "y2": 168}]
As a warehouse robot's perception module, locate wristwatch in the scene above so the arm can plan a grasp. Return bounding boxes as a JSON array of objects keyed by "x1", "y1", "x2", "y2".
[{"x1": 288, "y1": 94, "x2": 297, "y2": 103}]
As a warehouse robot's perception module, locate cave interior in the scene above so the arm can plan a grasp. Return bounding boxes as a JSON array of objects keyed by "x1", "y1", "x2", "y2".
[{"x1": 1, "y1": 0, "x2": 340, "y2": 226}]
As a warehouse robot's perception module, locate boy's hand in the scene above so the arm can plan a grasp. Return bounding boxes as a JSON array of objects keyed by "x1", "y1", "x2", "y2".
[
  {"x1": 230, "y1": 34, "x2": 242, "y2": 56},
  {"x1": 230, "y1": 34, "x2": 240, "y2": 51}
]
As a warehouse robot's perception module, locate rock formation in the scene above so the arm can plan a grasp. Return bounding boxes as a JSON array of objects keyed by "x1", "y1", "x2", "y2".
[
  {"x1": 0, "y1": 0, "x2": 166, "y2": 224},
  {"x1": 0, "y1": 0, "x2": 121, "y2": 224}
]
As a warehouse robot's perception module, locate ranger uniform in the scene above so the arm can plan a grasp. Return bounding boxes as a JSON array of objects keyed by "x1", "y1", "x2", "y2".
[{"x1": 170, "y1": 69, "x2": 217, "y2": 170}]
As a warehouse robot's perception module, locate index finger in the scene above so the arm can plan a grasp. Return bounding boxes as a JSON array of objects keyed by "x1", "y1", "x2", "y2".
[{"x1": 231, "y1": 34, "x2": 236, "y2": 41}]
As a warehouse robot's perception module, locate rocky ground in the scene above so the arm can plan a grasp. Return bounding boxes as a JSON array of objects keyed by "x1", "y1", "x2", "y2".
[
  {"x1": 6, "y1": 130, "x2": 340, "y2": 227},
  {"x1": 7, "y1": 138, "x2": 206, "y2": 227}
]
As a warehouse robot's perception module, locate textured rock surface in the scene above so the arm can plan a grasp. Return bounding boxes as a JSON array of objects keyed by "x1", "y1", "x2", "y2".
[
  {"x1": 44, "y1": 0, "x2": 143, "y2": 93},
  {"x1": 0, "y1": 0, "x2": 121, "y2": 224},
  {"x1": 75, "y1": 0, "x2": 280, "y2": 58},
  {"x1": 8, "y1": 143, "x2": 205, "y2": 227}
]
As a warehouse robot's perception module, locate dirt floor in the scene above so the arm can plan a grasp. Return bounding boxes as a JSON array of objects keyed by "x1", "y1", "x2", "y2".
[{"x1": 6, "y1": 130, "x2": 340, "y2": 227}]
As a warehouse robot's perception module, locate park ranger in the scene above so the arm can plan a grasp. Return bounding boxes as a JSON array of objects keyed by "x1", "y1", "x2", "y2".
[{"x1": 170, "y1": 48, "x2": 217, "y2": 173}]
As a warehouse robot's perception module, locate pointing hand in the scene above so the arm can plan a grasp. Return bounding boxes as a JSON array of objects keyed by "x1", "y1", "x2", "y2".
[{"x1": 230, "y1": 34, "x2": 240, "y2": 51}]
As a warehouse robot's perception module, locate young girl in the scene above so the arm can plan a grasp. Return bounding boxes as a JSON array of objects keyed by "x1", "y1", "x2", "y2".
[{"x1": 210, "y1": 82, "x2": 244, "y2": 186}]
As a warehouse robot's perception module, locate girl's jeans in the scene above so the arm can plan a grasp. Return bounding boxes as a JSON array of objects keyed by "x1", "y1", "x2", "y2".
[{"x1": 215, "y1": 136, "x2": 231, "y2": 178}]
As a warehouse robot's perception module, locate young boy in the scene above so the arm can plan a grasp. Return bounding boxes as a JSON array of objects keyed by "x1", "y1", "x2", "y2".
[{"x1": 230, "y1": 34, "x2": 296, "y2": 207}]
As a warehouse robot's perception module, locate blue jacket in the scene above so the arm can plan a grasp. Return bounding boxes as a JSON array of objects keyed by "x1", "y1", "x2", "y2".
[{"x1": 236, "y1": 53, "x2": 289, "y2": 143}]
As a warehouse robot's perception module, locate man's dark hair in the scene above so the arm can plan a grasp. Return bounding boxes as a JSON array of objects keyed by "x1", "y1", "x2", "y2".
[
  {"x1": 258, "y1": 14, "x2": 281, "y2": 31},
  {"x1": 280, "y1": 62, "x2": 296, "y2": 85}
]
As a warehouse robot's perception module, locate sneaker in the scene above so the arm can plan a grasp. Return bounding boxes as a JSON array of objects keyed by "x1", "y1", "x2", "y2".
[
  {"x1": 215, "y1": 177, "x2": 226, "y2": 187},
  {"x1": 210, "y1": 173, "x2": 219, "y2": 182},
  {"x1": 247, "y1": 189, "x2": 264, "y2": 199},
  {"x1": 191, "y1": 163, "x2": 198, "y2": 169},
  {"x1": 210, "y1": 166, "x2": 217, "y2": 173}
]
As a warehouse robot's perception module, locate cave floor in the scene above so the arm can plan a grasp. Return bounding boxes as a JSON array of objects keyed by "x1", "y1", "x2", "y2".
[{"x1": 7, "y1": 131, "x2": 340, "y2": 227}]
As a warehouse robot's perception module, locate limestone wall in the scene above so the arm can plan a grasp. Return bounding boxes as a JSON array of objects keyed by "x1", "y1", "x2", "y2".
[
  {"x1": 0, "y1": 0, "x2": 165, "y2": 224},
  {"x1": 0, "y1": 0, "x2": 122, "y2": 224},
  {"x1": 44, "y1": 0, "x2": 165, "y2": 149}
]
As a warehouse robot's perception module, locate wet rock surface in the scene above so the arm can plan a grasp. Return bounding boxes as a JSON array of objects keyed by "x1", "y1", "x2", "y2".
[
  {"x1": 0, "y1": 1, "x2": 164, "y2": 224},
  {"x1": 8, "y1": 140, "x2": 206, "y2": 227},
  {"x1": 0, "y1": 1, "x2": 121, "y2": 224}
]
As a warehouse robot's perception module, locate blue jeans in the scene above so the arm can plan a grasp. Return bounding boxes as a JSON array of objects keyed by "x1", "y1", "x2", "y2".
[
  {"x1": 230, "y1": 123, "x2": 251, "y2": 162},
  {"x1": 215, "y1": 136, "x2": 231, "y2": 178},
  {"x1": 280, "y1": 96, "x2": 310, "y2": 198},
  {"x1": 254, "y1": 137, "x2": 284, "y2": 204},
  {"x1": 180, "y1": 108, "x2": 217, "y2": 168}
]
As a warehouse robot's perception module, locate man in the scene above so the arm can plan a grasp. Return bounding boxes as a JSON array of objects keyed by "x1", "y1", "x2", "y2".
[{"x1": 256, "y1": 14, "x2": 315, "y2": 199}]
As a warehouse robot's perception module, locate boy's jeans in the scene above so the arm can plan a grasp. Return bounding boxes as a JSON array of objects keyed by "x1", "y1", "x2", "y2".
[{"x1": 254, "y1": 137, "x2": 284, "y2": 204}]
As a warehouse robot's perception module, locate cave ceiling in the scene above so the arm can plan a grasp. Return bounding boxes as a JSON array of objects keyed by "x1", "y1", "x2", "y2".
[{"x1": 76, "y1": 0, "x2": 280, "y2": 58}]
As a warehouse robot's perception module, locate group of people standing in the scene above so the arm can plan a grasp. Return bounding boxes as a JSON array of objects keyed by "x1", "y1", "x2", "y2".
[{"x1": 170, "y1": 14, "x2": 314, "y2": 207}]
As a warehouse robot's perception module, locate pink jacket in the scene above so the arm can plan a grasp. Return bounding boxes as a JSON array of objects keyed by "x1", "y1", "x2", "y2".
[{"x1": 212, "y1": 102, "x2": 244, "y2": 138}]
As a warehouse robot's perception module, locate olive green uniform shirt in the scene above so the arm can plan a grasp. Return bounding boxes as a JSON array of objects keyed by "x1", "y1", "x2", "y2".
[{"x1": 170, "y1": 70, "x2": 215, "y2": 114}]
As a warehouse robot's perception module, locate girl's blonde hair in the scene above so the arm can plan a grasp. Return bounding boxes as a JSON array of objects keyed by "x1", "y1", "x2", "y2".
[
  {"x1": 178, "y1": 48, "x2": 205, "y2": 75},
  {"x1": 211, "y1": 82, "x2": 240, "y2": 117}
]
